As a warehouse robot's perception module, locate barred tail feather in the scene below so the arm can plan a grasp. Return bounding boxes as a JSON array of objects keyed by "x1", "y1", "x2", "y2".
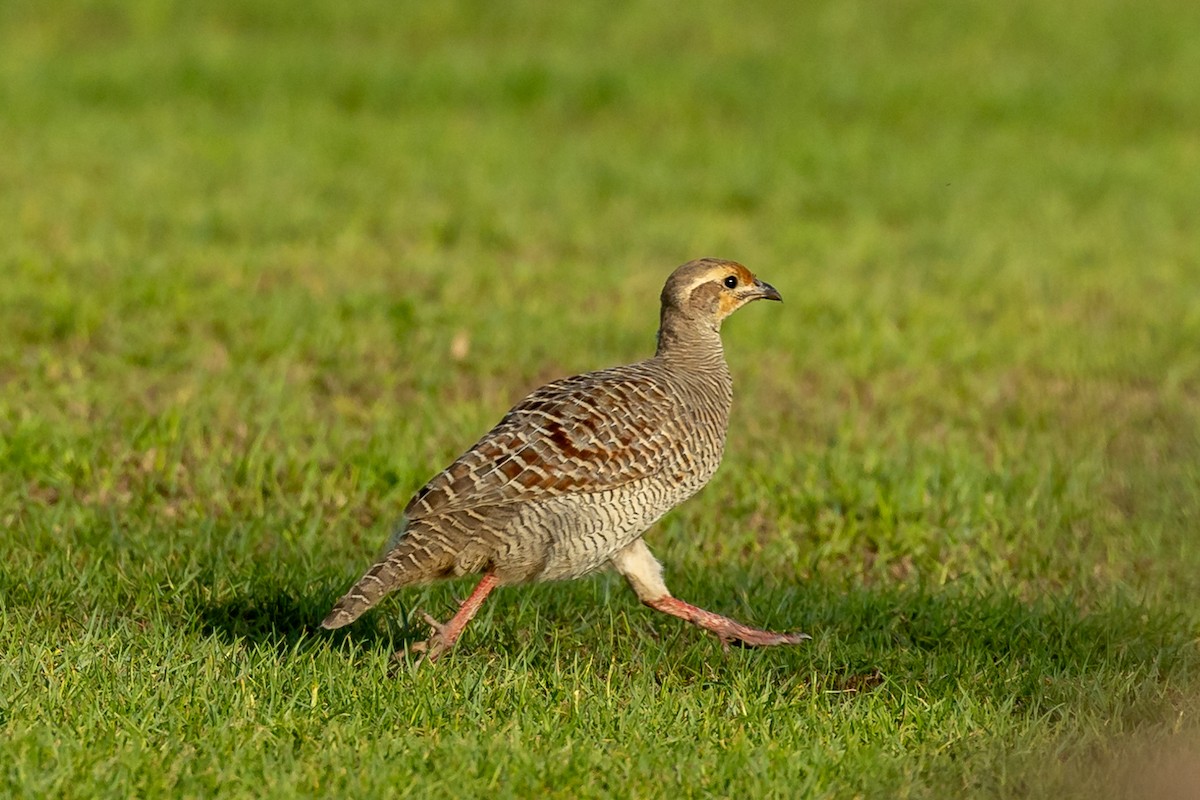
[{"x1": 320, "y1": 537, "x2": 454, "y2": 629}]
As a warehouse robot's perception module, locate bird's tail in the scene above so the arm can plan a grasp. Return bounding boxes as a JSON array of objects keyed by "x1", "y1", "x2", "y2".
[{"x1": 320, "y1": 534, "x2": 454, "y2": 630}]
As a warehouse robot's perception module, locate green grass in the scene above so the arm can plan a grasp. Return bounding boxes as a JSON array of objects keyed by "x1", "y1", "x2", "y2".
[{"x1": 3, "y1": 0, "x2": 1199, "y2": 796}]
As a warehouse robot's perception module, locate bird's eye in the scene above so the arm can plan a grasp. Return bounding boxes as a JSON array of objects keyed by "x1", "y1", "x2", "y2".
[{"x1": 723, "y1": 275, "x2": 738, "y2": 289}]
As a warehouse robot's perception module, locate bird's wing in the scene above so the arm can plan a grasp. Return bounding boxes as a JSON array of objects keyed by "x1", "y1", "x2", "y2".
[{"x1": 404, "y1": 364, "x2": 683, "y2": 519}]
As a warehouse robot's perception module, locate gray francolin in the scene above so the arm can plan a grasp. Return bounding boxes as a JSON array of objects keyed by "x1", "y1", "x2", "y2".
[{"x1": 322, "y1": 258, "x2": 807, "y2": 661}]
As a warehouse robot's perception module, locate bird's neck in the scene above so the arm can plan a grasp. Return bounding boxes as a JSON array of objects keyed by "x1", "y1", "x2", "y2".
[
  {"x1": 654, "y1": 309, "x2": 734, "y2": 437},
  {"x1": 654, "y1": 309, "x2": 728, "y2": 373}
]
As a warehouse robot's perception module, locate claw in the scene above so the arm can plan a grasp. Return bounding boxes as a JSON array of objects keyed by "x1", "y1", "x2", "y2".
[
  {"x1": 406, "y1": 611, "x2": 451, "y2": 663},
  {"x1": 391, "y1": 611, "x2": 449, "y2": 666}
]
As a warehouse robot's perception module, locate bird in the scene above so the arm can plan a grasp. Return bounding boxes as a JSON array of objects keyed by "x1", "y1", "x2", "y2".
[{"x1": 321, "y1": 258, "x2": 808, "y2": 662}]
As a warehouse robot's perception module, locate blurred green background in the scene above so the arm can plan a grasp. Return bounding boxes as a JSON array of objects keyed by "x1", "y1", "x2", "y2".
[{"x1": 2, "y1": 1, "x2": 1198, "y2": 797}]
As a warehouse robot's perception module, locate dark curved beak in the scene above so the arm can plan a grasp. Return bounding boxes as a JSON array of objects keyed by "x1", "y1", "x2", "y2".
[{"x1": 754, "y1": 278, "x2": 782, "y2": 302}]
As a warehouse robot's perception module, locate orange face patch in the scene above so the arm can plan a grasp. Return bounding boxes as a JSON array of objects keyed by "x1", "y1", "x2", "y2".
[
  {"x1": 715, "y1": 263, "x2": 756, "y2": 317},
  {"x1": 717, "y1": 292, "x2": 742, "y2": 317}
]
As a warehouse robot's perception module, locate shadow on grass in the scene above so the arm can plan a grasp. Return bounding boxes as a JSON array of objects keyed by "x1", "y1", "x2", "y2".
[
  {"x1": 191, "y1": 576, "x2": 429, "y2": 657},
  {"x1": 188, "y1": 566, "x2": 1198, "y2": 700}
]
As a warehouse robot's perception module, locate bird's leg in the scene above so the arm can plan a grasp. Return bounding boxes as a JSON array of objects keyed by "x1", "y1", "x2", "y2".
[
  {"x1": 643, "y1": 595, "x2": 809, "y2": 647},
  {"x1": 406, "y1": 571, "x2": 500, "y2": 663},
  {"x1": 611, "y1": 539, "x2": 808, "y2": 648}
]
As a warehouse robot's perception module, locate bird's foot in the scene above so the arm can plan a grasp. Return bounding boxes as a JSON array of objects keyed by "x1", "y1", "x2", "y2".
[
  {"x1": 646, "y1": 595, "x2": 809, "y2": 650},
  {"x1": 708, "y1": 620, "x2": 811, "y2": 650},
  {"x1": 405, "y1": 611, "x2": 455, "y2": 664},
  {"x1": 391, "y1": 574, "x2": 501, "y2": 668}
]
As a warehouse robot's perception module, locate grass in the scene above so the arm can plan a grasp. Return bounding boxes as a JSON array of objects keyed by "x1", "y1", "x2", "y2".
[{"x1": 2, "y1": 0, "x2": 1199, "y2": 796}]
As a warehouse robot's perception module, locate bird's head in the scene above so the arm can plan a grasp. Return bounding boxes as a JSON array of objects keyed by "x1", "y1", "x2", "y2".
[{"x1": 660, "y1": 258, "x2": 782, "y2": 329}]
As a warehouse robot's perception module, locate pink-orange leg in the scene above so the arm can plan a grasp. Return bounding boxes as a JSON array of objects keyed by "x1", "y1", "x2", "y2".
[
  {"x1": 646, "y1": 595, "x2": 810, "y2": 648},
  {"x1": 408, "y1": 572, "x2": 500, "y2": 663}
]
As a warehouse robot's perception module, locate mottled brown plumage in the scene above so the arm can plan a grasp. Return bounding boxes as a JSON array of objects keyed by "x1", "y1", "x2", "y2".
[{"x1": 322, "y1": 258, "x2": 807, "y2": 661}]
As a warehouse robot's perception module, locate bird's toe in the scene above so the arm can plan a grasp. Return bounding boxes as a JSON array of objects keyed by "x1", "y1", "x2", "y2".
[{"x1": 728, "y1": 629, "x2": 811, "y2": 648}]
